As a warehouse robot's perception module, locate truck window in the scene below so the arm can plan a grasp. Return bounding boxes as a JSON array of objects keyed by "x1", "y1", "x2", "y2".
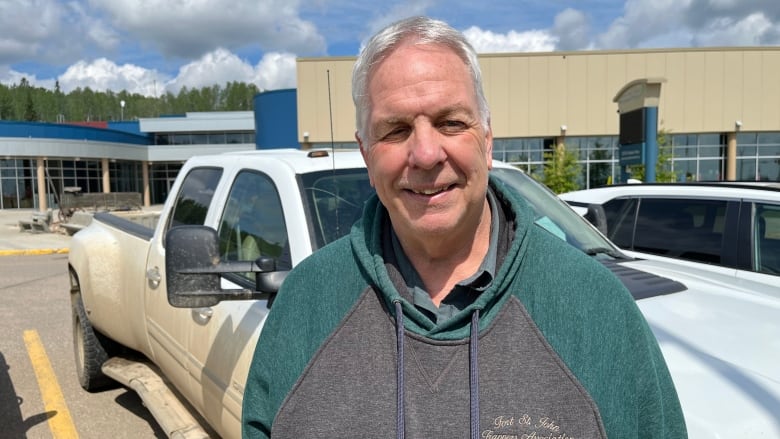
[
  {"x1": 217, "y1": 170, "x2": 289, "y2": 284},
  {"x1": 168, "y1": 167, "x2": 223, "y2": 229},
  {"x1": 300, "y1": 170, "x2": 373, "y2": 249},
  {"x1": 633, "y1": 198, "x2": 727, "y2": 264}
]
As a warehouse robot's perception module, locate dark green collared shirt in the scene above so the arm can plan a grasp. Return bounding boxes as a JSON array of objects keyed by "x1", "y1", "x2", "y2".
[{"x1": 391, "y1": 189, "x2": 500, "y2": 324}]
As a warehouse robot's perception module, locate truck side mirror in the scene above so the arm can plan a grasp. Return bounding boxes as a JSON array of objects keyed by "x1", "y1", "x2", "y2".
[{"x1": 165, "y1": 225, "x2": 288, "y2": 308}]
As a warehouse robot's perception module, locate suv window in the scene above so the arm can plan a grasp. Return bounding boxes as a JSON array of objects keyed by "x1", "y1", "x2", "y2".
[
  {"x1": 627, "y1": 198, "x2": 727, "y2": 264},
  {"x1": 755, "y1": 203, "x2": 780, "y2": 275},
  {"x1": 602, "y1": 198, "x2": 638, "y2": 248},
  {"x1": 168, "y1": 167, "x2": 223, "y2": 230},
  {"x1": 217, "y1": 170, "x2": 290, "y2": 284}
]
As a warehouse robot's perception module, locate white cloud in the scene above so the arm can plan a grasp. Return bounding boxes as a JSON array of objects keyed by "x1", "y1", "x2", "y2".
[
  {"x1": 0, "y1": 0, "x2": 64, "y2": 63},
  {"x1": 167, "y1": 49, "x2": 256, "y2": 93},
  {"x1": 89, "y1": 0, "x2": 326, "y2": 58},
  {"x1": 67, "y1": 1, "x2": 120, "y2": 51},
  {"x1": 0, "y1": 67, "x2": 54, "y2": 90},
  {"x1": 4, "y1": 0, "x2": 780, "y2": 97},
  {"x1": 693, "y1": 12, "x2": 780, "y2": 46},
  {"x1": 58, "y1": 58, "x2": 167, "y2": 96},
  {"x1": 596, "y1": 0, "x2": 691, "y2": 49},
  {"x1": 166, "y1": 48, "x2": 297, "y2": 94},
  {"x1": 252, "y1": 52, "x2": 298, "y2": 91},
  {"x1": 463, "y1": 26, "x2": 557, "y2": 53},
  {"x1": 551, "y1": 8, "x2": 591, "y2": 50},
  {"x1": 363, "y1": 0, "x2": 435, "y2": 42},
  {"x1": 4, "y1": 47, "x2": 297, "y2": 97},
  {"x1": 0, "y1": 0, "x2": 118, "y2": 66},
  {"x1": 593, "y1": 0, "x2": 780, "y2": 48}
]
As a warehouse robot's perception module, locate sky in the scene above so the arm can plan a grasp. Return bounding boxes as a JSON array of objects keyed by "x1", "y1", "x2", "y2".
[{"x1": 1, "y1": 0, "x2": 779, "y2": 97}]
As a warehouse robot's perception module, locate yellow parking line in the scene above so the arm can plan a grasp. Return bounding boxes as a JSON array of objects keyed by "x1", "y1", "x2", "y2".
[
  {"x1": 0, "y1": 248, "x2": 69, "y2": 256},
  {"x1": 23, "y1": 329, "x2": 79, "y2": 438}
]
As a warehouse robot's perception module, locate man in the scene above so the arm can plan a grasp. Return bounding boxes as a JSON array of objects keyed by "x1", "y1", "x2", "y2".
[{"x1": 243, "y1": 16, "x2": 686, "y2": 438}]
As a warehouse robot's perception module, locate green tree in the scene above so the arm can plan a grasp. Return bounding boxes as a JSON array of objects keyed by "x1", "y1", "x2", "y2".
[
  {"x1": 22, "y1": 80, "x2": 38, "y2": 121},
  {"x1": 0, "y1": 85, "x2": 12, "y2": 119},
  {"x1": 0, "y1": 80, "x2": 262, "y2": 122},
  {"x1": 627, "y1": 129, "x2": 676, "y2": 182},
  {"x1": 539, "y1": 142, "x2": 582, "y2": 194}
]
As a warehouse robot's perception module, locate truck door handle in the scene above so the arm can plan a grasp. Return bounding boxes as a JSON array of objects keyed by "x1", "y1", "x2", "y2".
[
  {"x1": 192, "y1": 307, "x2": 213, "y2": 325},
  {"x1": 146, "y1": 267, "x2": 161, "y2": 289}
]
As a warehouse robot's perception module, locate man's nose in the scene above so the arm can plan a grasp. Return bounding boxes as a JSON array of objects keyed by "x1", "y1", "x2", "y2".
[{"x1": 407, "y1": 125, "x2": 445, "y2": 169}]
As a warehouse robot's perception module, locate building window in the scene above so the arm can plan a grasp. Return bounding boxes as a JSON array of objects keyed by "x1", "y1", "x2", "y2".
[
  {"x1": 149, "y1": 163, "x2": 183, "y2": 204},
  {"x1": 1, "y1": 159, "x2": 37, "y2": 209},
  {"x1": 154, "y1": 131, "x2": 255, "y2": 146},
  {"x1": 735, "y1": 132, "x2": 780, "y2": 181},
  {"x1": 670, "y1": 134, "x2": 725, "y2": 181}
]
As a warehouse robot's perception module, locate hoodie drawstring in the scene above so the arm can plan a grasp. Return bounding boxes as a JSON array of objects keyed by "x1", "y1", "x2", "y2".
[
  {"x1": 470, "y1": 309, "x2": 481, "y2": 439},
  {"x1": 394, "y1": 301, "x2": 481, "y2": 439},
  {"x1": 394, "y1": 301, "x2": 406, "y2": 439}
]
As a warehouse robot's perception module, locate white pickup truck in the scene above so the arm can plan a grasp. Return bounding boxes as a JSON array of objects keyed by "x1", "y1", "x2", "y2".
[{"x1": 68, "y1": 149, "x2": 780, "y2": 438}]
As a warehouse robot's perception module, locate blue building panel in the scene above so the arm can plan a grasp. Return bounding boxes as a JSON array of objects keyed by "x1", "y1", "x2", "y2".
[
  {"x1": 254, "y1": 89, "x2": 300, "y2": 149},
  {"x1": 107, "y1": 120, "x2": 145, "y2": 136},
  {"x1": 0, "y1": 120, "x2": 150, "y2": 145}
]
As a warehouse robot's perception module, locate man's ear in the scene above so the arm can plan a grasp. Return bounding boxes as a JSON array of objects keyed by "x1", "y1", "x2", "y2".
[
  {"x1": 484, "y1": 125, "x2": 494, "y2": 170},
  {"x1": 356, "y1": 131, "x2": 366, "y2": 157},
  {"x1": 356, "y1": 131, "x2": 375, "y2": 187}
]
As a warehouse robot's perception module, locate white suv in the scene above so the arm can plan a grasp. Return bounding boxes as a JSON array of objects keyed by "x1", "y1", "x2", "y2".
[{"x1": 560, "y1": 182, "x2": 780, "y2": 296}]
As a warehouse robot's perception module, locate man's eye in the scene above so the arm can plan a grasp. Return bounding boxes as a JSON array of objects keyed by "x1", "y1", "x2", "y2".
[
  {"x1": 381, "y1": 127, "x2": 409, "y2": 141},
  {"x1": 440, "y1": 120, "x2": 467, "y2": 132}
]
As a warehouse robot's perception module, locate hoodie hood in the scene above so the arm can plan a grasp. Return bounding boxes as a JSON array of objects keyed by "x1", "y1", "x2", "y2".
[{"x1": 349, "y1": 175, "x2": 536, "y2": 339}]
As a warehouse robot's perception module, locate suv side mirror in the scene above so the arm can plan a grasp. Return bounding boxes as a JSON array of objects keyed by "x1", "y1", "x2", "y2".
[
  {"x1": 585, "y1": 204, "x2": 608, "y2": 235},
  {"x1": 165, "y1": 225, "x2": 288, "y2": 308}
]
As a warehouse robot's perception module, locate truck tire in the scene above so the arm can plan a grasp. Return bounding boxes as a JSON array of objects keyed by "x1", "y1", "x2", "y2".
[{"x1": 72, "y1": 290, "x2": 116, "y2": 391}]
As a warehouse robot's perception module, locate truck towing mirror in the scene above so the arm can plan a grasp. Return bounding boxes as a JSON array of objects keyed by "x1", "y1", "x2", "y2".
[{"x1": 165, "y1": 225, "x2": 288, "y2": 308}]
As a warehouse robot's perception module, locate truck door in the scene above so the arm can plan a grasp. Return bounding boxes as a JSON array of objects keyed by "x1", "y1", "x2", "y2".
[
  {"x1": 187, "y1": 170, "x2": 287, "y2": 437},
  {"x1": 144, "y1": 166, "x2": 223, "y2": 408}
]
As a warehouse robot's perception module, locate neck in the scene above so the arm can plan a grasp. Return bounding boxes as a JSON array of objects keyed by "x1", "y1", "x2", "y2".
[{"x1": 396, "y1": 200, "x2": 492, "y2": 305}]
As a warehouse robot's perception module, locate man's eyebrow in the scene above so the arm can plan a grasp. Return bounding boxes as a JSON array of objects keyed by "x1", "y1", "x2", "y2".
[
  {"x1": 377, "y1": 105, "x2": 473, "y2": 124},
  {"x1": 435, "y1": 104, "x2": 474, "y2": 119},
  {"x1": 376, "y1": 116, "x2": 408, "y2": 125}
]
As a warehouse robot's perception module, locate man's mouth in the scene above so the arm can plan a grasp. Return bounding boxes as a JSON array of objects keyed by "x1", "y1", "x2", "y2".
[{"x1": 410, "y1": 185, "x2": 452, "y2": 196}]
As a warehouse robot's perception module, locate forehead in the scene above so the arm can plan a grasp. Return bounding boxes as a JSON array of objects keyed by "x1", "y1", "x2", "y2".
[
  {"x1": 367, "y1": 43, "x2": 475, "y2": 112},
  {"x1": 372, "y1": 42, "x2": 469, "y2": 82}
]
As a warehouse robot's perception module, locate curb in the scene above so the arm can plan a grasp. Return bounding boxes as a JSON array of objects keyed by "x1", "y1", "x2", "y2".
[{"x1": 0, "y1": 248, "x2": 69, "y2": 256}]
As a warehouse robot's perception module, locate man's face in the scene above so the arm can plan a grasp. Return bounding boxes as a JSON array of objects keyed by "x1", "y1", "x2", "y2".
[{"x1": 358, "y1": 43, "x2": 493, "y2": 242}]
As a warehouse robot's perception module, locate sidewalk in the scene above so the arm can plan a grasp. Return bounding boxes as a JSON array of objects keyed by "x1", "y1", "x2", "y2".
[{"x1": 0, "y1": 209, "x2": 72, "y2": 256}]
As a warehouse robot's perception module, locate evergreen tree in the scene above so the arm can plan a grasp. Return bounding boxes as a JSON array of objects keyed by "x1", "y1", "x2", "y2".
[
  {"x1": 539, "y1": 141, "x2": 582, "y2": 194},
  {"x1": 22, "y1": 80, "x2": 38, "y2": 121},
  {"x1": 627, "y1": 129, "x2": 676, "y2": 182},
  {"x1": 0, "y1": 80, "x2": 263, "y2": 122}
]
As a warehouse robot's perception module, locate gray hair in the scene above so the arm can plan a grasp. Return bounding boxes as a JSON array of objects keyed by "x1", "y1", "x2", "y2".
[{"x1": 351, "y1": 16, "x2": 490, "y2": 143}]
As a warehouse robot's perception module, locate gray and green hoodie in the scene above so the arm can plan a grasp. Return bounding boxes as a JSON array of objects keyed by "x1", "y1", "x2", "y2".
[{"x1": 242, "y1": 176, "x2": 687, "y2": 438}]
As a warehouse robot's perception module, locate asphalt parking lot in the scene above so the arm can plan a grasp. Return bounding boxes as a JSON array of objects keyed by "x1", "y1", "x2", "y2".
[
  {"x1": 1, "y1": 209, "x2": 168, "y2": 438},
  {"x1": 0, "y1": 209, "x2": 72, "y2": 256}
]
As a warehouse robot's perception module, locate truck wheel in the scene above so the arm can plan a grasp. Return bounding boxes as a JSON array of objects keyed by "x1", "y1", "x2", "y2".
[{"x1": 72, "y1": 293, "x2": 116, "y2": 391}]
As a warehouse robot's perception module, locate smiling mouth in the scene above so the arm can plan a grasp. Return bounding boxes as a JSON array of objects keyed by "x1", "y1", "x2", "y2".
[{"x1": 409, "y1": 185, "x2": 452, "y2": 196}]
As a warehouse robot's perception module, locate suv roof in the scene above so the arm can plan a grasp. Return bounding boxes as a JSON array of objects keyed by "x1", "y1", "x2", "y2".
[{"x1": 562, "y1": 182, "x2": 780, "y2": 204}]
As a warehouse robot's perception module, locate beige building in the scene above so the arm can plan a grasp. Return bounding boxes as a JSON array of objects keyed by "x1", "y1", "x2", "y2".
[{"x1": 296, "y1": 47, "x2": 780, "y2": 187}]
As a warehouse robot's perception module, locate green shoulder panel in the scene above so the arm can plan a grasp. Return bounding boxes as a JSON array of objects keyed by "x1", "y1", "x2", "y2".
[
  {"x1": 242, "y1": 236, "x2": 369, "y2": 438},
  {"x1": 515, "y1": 225, "x2": 687, "y2": 438}
]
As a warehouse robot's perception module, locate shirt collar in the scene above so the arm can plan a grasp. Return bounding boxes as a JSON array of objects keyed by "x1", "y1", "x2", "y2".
[{"x1": 391, "y1": 188, "x2": 501, "y2": 324}]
